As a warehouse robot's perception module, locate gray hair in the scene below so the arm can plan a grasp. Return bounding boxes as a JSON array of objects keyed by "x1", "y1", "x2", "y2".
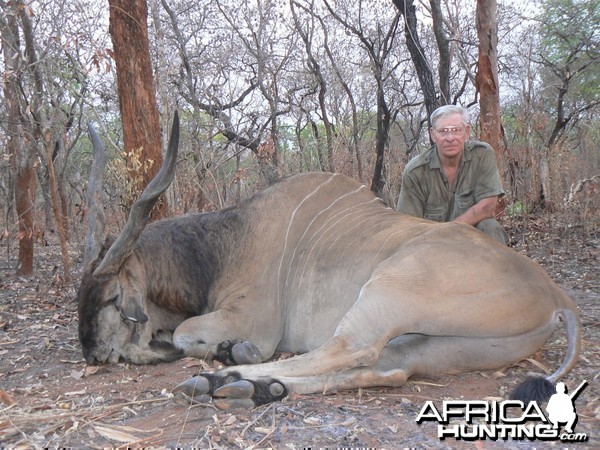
[{"x1": 430, "y1": 105, "x2": 470, "y2": 128}]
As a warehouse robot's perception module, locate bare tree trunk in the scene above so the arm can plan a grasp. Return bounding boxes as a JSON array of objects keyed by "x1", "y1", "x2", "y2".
[
  {"x1": 475, "y1": 0, "x2": 502, "y2": 155},
  {"x1": 305, "y1": 1, "x2": 363, "y2": 179},
  {"x1": 537, "y1": 77, "x2": 571, "y2": 209},
  {"x1": 148, "y1": 0, "x2": 171, "y2": 122},
  {"x1": 393, "y1": 0, "x2": 438, "y2": 118},
  {"x1": 476, "y1": 0, "x2": 504, "y2": 215},
  {"x1": 108, "y1": 0, "x2": 167, "y2": 219},
  {"x1": 19, "y1": 5, "x2": 71, "y2": 283},
  {"x1": 290, "y1": 1, "x2": 335, "y2": 172},
  {"x1": 324, "y1": 1, "x2": 400, "y2": 197},
  {"x1": 44, "y1": 132, "x2": 71, "y2": 282},
  {"x1": 19, "y1": 3, "x2": 72, "y2": 281},
  {"x1": 1, "y1": 1, "x2": 35, "y2": 275},
  {"x1": 14, "y1": 146, "x2": 36, "y2": 275},
  {"x1": 371, "y1": 85, "x2": 392, "y2": 197},
  {"x1": 52, "y1": 139, "x2": 70, "y2": 241},
  {"x1": 538, "y1": 152, "x2": 551, "y2": 209},
  {"x1": 148, "y1": 0, "x2": 176, "y2": 209},
  {"x1": 429, "y1": 0, "x2": 450, "y2": 105},
  {"x1": 308, "y1": 118, "x2": 327, "y2": 172}
]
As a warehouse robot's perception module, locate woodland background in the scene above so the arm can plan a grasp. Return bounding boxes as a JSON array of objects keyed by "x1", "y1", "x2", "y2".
[{"x1": 0, "y1": 0, "x2": 599, "y2": 281}]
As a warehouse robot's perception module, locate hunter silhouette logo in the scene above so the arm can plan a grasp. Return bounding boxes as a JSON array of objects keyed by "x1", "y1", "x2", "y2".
[
  {"x1": 546, "y1": 380, "x2": 586, "y2": 434},
  {"x1": 416, "y1": 380, "x2": 588, "y2": 442}
]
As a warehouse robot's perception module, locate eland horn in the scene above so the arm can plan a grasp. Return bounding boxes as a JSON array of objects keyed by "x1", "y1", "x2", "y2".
[{"x1": 93, "y1": 111, "x2": 180, "y2": 277}]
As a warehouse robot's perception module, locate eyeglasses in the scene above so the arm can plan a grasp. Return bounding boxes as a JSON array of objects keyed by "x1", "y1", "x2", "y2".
[{"x1": 434, "y1": 127, "x2": 465, "y2": 137}]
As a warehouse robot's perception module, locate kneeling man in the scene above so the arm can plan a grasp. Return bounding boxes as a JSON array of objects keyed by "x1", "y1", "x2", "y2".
[{"x1": 397, "y1": 105, "x2": 507, "y2": 245}]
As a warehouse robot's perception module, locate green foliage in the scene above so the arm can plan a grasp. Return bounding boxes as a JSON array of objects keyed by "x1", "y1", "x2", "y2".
[
  {"x1": 538, "y1": 0, "x2": 598, "y2": 56},
  {"x1": 537, "y1": 0, "x2": 600, "y2": 100},
  {"x1": 506, "y1": 201, "x2": 529, "y2": 216}
]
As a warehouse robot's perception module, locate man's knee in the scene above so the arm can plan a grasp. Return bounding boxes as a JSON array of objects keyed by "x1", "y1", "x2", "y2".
[{"x1": 476, "y1": 218, "x2": 508, "y2": 245}]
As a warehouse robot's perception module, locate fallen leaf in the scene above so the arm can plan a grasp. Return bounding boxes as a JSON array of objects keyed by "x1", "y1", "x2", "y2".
[
  {"x1": 303, "y1": 416, "x2": 320, "y2": 425},
  {"x1": 223, "y1": 415, "x2": 237, "y2": 426},
  {"x1": 70, "y1": 370, "x2": 84, "y2": 380},
  {"x1": 339, "y1": 417, "x2": 357, "y2": 426},
  {"x1": 411, "y1": 380, "x2": 448, "y2": 387},
  {"x1": 64, "y1": 389, "x2": 87, "y2": 396},
  {"x1": 0, "y1": 390, "x2": 16, "y2": 406},
  {"x1": 94, "y1": 424, "x2": 143, "y2": 443},
  {"x1": 85, "y1": 365, "x2": 100, "y2": 376},
  {"x1": 524, "y1": 357, "x2": 551, "y2": 374},
  {"x1": 183, "y1": 358, "x2": 212, "y2": 370}
]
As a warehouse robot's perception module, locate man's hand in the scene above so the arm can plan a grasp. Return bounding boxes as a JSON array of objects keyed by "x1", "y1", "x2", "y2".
[{"x1": 453, "y1": 196, "x2": 498, "y2": 227}]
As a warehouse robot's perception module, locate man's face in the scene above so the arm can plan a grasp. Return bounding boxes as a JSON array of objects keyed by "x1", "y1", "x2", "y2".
[{"x1": 430, "y1": 113, "x2": 470, "y2": 162}]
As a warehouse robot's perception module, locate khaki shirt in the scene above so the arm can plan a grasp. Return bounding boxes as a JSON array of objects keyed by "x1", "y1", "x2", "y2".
[{"x1": 397, "y1": 140, "x2": 505, "y2": 222}]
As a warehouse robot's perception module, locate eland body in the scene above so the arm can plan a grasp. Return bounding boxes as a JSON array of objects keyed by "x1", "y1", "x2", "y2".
[{"x1": 78, "y1": 114, "x2": 581, "y2": 408}]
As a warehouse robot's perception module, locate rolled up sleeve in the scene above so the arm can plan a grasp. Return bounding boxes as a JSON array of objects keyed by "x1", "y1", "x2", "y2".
[{"x1": 397, "y1": 170, "x2": 426, "y2": 218}]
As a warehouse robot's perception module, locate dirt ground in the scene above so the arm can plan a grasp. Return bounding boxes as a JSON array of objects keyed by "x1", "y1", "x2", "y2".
[{"x1": 1, "y1": 212, "x2": 598, "y2": 449}]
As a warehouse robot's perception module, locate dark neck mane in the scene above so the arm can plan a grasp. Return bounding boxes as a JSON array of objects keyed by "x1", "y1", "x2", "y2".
[{"x1": 135, "y1": 205, "x2": 250, "y2": 315}]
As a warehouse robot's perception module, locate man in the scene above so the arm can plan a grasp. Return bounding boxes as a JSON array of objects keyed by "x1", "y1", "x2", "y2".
[{"x1": 397, "y1": 105, "x2": 507, "y2": 244}]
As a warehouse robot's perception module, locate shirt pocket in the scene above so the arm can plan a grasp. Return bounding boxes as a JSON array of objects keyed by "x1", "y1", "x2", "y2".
[
  {"x1": 424, "y1": 206, "x2": 446, "y2": 222},
  {"x1": 455, "y1": 190, "x2": 475, "y2": 215}
]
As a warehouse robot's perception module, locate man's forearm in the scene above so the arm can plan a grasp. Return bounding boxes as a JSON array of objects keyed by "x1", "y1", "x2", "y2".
[{"x1": 453, "y1": 196, "x2": 498, "y2": 226}]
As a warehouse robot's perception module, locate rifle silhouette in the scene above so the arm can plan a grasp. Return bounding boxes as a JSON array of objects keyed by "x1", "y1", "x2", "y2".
[{"x1": 568, "y1": 380, "x2": 587, "y2": 401}]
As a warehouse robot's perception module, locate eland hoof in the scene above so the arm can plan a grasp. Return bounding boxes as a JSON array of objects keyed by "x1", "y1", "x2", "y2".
[
  {"x1": 173, "y1": 391, "x2": 211, "y2": 406},
  {"x1": 213, "y1": 379, "x2": 257, "y2": 409},
  {"x1": 214, "y1": 379, "x2": 255, "y2": 399},
  {"x1": 172, "y1": 375, "x2": 214, "y2": 405},
  {"x1": 172, "y1": 375, "x2": 210, "y2": 396},
  {"x1": 214, "y1": 398, "x2": 257, "y2": 409},
  {"x1": 232, "y1": 341, "x2": 263, "y2": 364},
  {"x1": 212, "y1": 379, "x2": 287, "y2": 409}
]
